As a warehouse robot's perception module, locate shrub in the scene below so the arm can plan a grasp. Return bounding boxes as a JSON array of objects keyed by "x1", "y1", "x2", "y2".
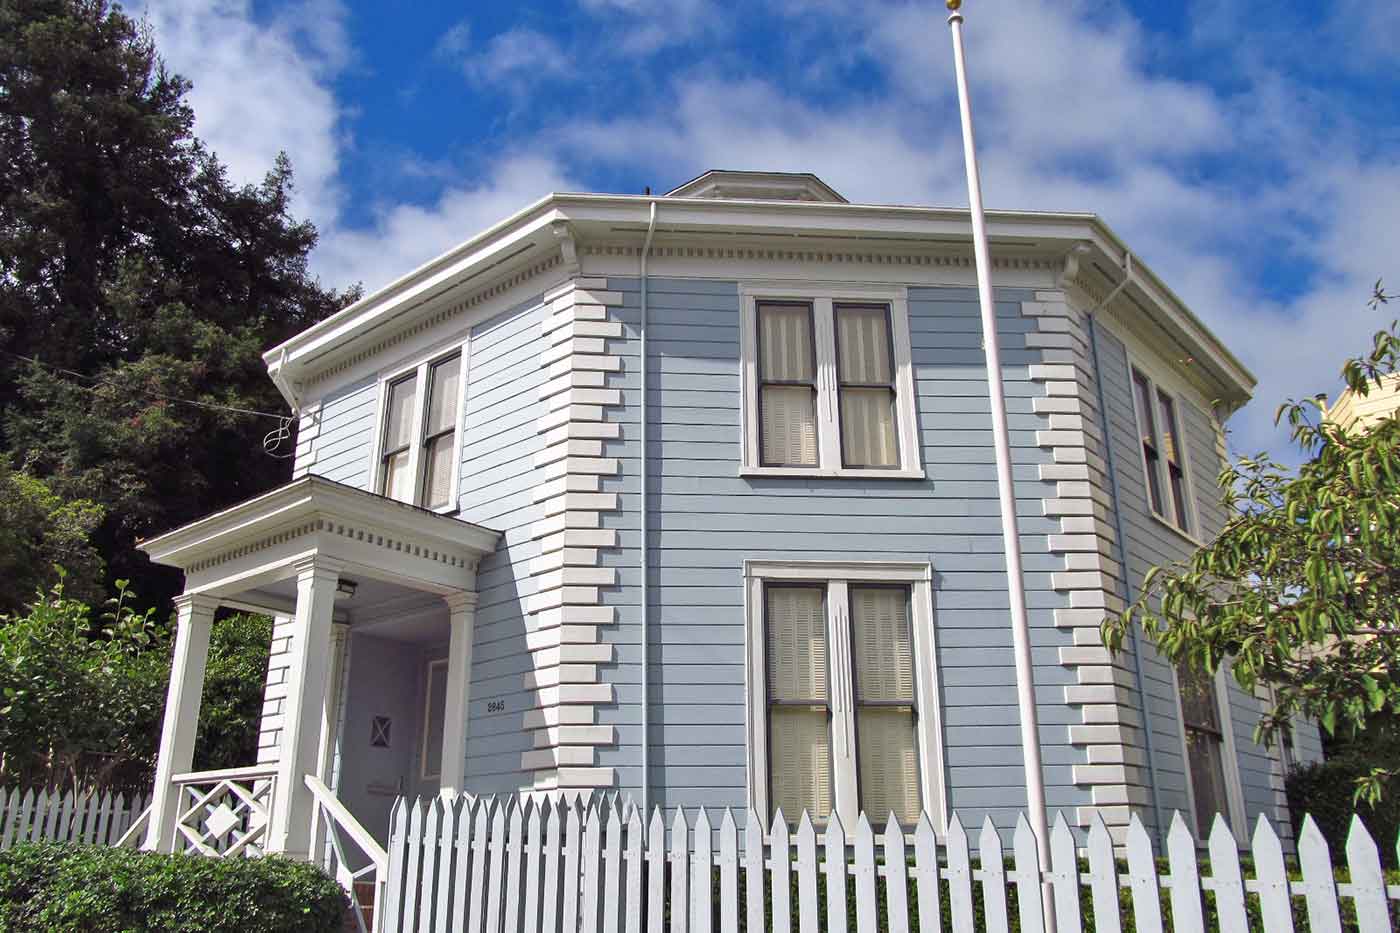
[
  {"x1": 0, "y1": 843, "x2": 348, "y2": 932},
  {"x1": 1287, "y1": 754, "x2": 1400, "y2": 868}
]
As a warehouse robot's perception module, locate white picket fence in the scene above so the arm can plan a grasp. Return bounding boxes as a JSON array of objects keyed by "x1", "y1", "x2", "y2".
[
  {"x1": 383, "y1": 795, "x2": 1400, "y2": 933},
  {"x1": 0, "y1": 786, "x2": 151, "y2": 850}
]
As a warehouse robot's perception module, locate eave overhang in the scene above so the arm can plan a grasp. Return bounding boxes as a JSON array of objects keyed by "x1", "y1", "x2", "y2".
[
  {"x1": 263, "y1": 192, "x2": 1255, "y2": 410},
  {"x1": 139, "y1": 476, "x2": 502, "y2": 573}
]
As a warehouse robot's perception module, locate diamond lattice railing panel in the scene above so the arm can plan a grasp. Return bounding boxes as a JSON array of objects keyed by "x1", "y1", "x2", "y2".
[{"x1": 173, "y1": 772, "x2": 275, "y2": 859}]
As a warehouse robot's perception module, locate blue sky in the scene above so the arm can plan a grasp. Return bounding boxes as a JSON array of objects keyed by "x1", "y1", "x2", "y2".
[{"x1": 139, "y1": 0, "x2": 1400, "y2": 458}]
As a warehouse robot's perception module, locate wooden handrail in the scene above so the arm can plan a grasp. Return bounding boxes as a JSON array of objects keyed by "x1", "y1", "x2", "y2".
[
  {"x1": 170, "y1": 764, "x2": 279, "y2": 785},
  {"x1": 305, "y1": 774, "x2": 387, "y2": 871}
]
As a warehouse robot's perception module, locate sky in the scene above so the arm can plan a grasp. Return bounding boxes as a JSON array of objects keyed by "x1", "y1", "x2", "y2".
[{"x1": 137, "y1": 0, "x2": 1400, "y2": 459}]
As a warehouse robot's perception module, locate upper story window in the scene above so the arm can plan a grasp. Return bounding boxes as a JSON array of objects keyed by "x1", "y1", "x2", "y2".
[
  {"x1": 741, "y1": 286, "x2": 923, "y2": 479},
  {"x1": 1130, "y1": 365, "x2": 1192, "y2": 534},
  {"x1": 744, "y1": 560, "x2": 944, "y2": 829},
  {"x1": 376, "y1": 349, "x2": 463, "y2": 511}
]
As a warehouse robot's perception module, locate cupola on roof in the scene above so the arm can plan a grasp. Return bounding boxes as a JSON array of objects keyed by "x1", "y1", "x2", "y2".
[{"x1": 666, "y1": 170, "x2": 848, "y2": 203}]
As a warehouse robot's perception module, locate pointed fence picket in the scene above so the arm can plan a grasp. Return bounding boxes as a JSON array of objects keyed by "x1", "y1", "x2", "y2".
[
  {"x1": 369, "y1": 794, "x2": 1400, "y2": 933},
  {"x1": 0, "y1": 786, "x2": 149, "y2": 851}
]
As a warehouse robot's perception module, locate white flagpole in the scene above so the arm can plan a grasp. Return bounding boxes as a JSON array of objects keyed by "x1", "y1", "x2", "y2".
[{"x1": 944, "y1": 0, "x2": 1054, "y2": 886}]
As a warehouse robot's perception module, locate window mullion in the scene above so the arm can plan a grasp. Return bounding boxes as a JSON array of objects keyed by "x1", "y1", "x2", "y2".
[
  {"x1": 826, "y1": 578, "x2": 858, "y2": 822},
  {"x1": 814, "y1": 298, "x2": 841, "y2": 470}
]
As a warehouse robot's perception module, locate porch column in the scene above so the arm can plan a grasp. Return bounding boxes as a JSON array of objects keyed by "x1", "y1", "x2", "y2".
[
  {"x1": 439, "y1": 592, "x2": 478, "y2": 795},
  {"x1": 267, "y1": 556, "x2": 341, "y2": 858},
  {"x1": 144, "y1": 593, "x2": 219, "y2": 851},
  {"x1": 309, "y1": 620, "x2": 351, "y2": 864}
]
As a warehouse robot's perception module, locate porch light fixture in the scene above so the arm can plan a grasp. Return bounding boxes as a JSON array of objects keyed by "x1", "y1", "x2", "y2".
[{"x1": 335, "y1": 579, "x2": 358, "y2": 600}]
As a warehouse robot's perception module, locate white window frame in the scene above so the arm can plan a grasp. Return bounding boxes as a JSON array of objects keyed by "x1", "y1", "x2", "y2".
[
  {"x1": 739, "y1": 283, "x2": 923, "y2": 479},
  {"x1": 1126, "y1": 356, "x2": 1199, "y2": 543},
  {"x1": 743, "y1": 559, "x2": 946, "y2": 832},
  {"x1": 1171, "y1": 662, "x2": 1246, "y2": 841},
  {"x1": 367, "y1": 341, "x2": 470, "y2": 513},
  {"x1": 419, "y1": 657, "x2": 449, "y2": 782}
]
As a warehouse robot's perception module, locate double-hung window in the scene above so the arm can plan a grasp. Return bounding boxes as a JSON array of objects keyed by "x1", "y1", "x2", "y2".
[
  {"x1": 376, "y1": 349, "x2": 464, "y2": 510},
  {"x1": 745, "y1": 561, "x2": 944, "y2": 829},
  {"x1": 1130, "y1": 365, "x2": 1192, "y2": 534},
  {"x1": 1177, "y1": 664, "x2": 1241, "y2": 839},
  {"x1": 742, "y1": 286, "x2": 921, "y2": 477}
]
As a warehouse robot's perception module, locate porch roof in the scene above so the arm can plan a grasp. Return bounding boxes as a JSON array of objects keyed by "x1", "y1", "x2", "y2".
[{"x1": 138, "y1": 476, "x2": 501, "y2": 598}]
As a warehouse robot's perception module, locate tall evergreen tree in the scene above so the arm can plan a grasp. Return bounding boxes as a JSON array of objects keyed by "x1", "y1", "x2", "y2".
[{"x1": 0, "y1": 0, "x2": 357, "y2": 608}]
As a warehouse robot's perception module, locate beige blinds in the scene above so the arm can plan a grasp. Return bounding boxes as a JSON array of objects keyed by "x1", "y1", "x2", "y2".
[
  {"x1": 381, "y1": 374, "x2": 417, "y2": 502},
  {"x1": 850, "y1": 586, "x2": 920, "y2": 825},
  {"x1": 836, "y1": 305, "x2": 899, "y2": 468},
  {"x1": 758, "y1": 303, "x2": 818, "y2": 467},
  {"x1": 766, "y1": 585, "x2": 832, "y2": 822},
  {"x1": 422, "y1": 354, "x2": 462, "y2": 510}
]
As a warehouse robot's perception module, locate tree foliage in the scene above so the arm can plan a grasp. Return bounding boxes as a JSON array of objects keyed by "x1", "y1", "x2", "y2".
[
  {"x1": 1104, "y1": 292, "x2": 1400, "y2": 799},
  {"x1": 0, "y1": 457, "x2": 104, "y2": 613},
  {"x1": 0, "y1": 580, "x2": 271, "y2": 790},
  {"x1": 0, "y1": 0, "x2": 356, "y2": 609}
]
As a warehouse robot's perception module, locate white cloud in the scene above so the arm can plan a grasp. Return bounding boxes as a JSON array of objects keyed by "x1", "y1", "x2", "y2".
[
  {"x1": 140, "y1": 0, "x2": 348, "y2": 225},
  {"x1": 577, "y1": 0, "x2": 723, "y2": 53},
  {"x1": 313, "y1": 155, "x2": 579, "y2": 295},
  {"x1": 457, "y1": 27, "x2": 572, "y2": 86}
]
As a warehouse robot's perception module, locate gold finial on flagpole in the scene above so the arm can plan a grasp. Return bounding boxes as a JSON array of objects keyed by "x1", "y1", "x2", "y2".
[{"x1": 946, "y1": 0, "x2": 961, "y2": 9}]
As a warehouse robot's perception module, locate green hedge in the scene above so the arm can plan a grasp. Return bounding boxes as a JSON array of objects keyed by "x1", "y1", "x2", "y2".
[
  {"x1": 0, "y1": 843, "x2": 348, "y2": 932},
  {"x1": 1287, "y1": 755, "x2": 1400, "y2": 869}
]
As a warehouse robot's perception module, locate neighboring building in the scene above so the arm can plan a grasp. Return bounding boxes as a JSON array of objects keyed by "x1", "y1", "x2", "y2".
[
  {"x1": 136, "y1": 171, "x2": 1320, "y2": 863},
  {"x1": 1327, "y1": 373, "x2": 1400, "y2": 430}
]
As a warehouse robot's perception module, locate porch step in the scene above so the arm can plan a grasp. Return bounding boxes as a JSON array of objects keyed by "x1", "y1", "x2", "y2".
[{"x1": 342, "y1": 880, "x2": 375, "y2": 933}]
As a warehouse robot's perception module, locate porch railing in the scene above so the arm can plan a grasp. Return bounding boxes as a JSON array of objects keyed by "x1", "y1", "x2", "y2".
[
  {"x1": 306, "y1": 774, "x2": 388, "y2": 933},
  {"x1": 170, "y1": 764, "x2": 277, "y2": 858}
]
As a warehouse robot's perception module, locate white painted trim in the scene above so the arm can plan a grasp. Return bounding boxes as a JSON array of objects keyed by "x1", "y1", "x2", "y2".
[
  {"x1": 741, "y1": 559, "x2": 946, "y2": 834},
  {"x1": 738, "y1": 283, "x2": 923, "y2": 478}
]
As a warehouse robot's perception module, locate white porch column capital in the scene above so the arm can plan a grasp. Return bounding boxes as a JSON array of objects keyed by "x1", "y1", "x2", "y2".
[
  {"x1": 144, "y1": 592, "x2": 219, "y2": 851},
  {"x1": 171, "y1": 592, "x2": 220, "y2": 617},
  {"x1": 440, "y1": 590, "x2": 479, "y2": 796},
  {"x1": 292, "y1": 554, "x2": 345, "y2": 582},
  {"x1": 444, "y1": 591, "x2": 479, "y2": 615}
]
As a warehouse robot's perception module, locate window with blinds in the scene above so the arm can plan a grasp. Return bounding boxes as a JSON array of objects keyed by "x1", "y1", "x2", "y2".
[
  {"x1": 744, "y1": 291, "x2": 916, "y2": 475},
  {"x1": 849, "y1": 585, "x2": 920, "y2": 825},
  {"x1": 762, "y1": 580, "x2": 923, "y2": 826},
  {"x1": 422, "y1": 355, "x2": 462, "y2": 510},
  {"x1": 1179, "y1": 664, "x2": 1231, "y2": 838},
  {"x1": 757, "y1": 303, "x2": 819, "y2": 467},
  {"x1": 376, "y1": 349, "x2": 464, "y2": 510},
  {"x1": 765, "y1": 585, "x2": 832, "y2": 822},
  {"x1": 836, "y1": 306, "x2": 899, "y2": 468},
  {"x1": 1130, "y1": 366, "x2": 1193, "y2": 533}
]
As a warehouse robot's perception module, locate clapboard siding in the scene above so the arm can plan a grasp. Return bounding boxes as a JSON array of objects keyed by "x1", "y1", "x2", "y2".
[
  {"x1": 1095, "y1": 321, "x2": 1297, "y2": 841},
  {"x1": 455, "y1": 292, "x2": 552, "y2": 793},
  {"x1": 605, "y1": 276, "x2": 1086, "y2": 834},
  {"x1": 297, "y1": 376, "x2": 377, "y2": 487}
]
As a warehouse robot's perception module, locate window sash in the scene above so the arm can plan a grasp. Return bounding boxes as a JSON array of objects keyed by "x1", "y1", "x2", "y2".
[
  {"x1": 1132, "y1": 368, "x2": 1168, "y2": 516},
  {"x1": 1156, "y1": 389, "x2": 1190, "y2": 530},
  {"x1": 764, "y1": 584, "x2": 833, "y2": 822},
  {"x1": 757, "y1": 303, "x2": 820, "y2": 468},
  {"x1": 835, "y1": 304, "x2": 900, "y2": 469},
  {"x1": 847, "y1": 584, "x2": 920, "y2": 825}
]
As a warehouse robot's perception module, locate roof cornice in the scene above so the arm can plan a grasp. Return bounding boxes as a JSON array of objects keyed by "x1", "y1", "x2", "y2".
[{"x1": 264, "y1": 192, "x2": 1254, "y2": 404}]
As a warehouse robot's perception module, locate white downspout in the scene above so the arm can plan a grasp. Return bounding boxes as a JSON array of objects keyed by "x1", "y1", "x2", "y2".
[{"x1": 638, "y1": 201, "x2": 657, "y2": 815}]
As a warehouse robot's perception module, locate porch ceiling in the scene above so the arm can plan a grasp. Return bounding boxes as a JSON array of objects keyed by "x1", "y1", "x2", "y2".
[{"x1": 138, "y1": 475, "x2": 502, "y2": 599}]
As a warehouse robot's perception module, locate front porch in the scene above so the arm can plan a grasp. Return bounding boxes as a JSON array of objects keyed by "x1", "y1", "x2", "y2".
[{"x1": 136, "y1": 477, "x2": 500, "y2": 896}]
